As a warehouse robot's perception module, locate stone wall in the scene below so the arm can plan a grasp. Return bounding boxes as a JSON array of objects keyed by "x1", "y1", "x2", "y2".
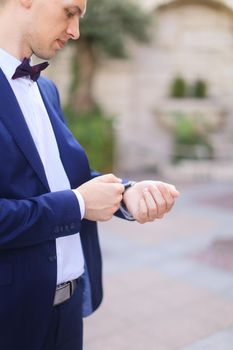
[
  {"x1": 44, "y1": 0, "x2": 233, "y2": 177},
  {"x1": 93, "y1": 0, "x2": 233, "y2": 174}
]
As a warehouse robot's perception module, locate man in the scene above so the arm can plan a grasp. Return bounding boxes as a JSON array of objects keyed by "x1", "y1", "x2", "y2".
[{"x1": 0, "y1": 0, "x2": 179, "y2": 349}]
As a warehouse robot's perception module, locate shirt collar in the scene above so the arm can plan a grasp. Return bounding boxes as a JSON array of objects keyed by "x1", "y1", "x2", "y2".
[{"x1": 0, "y1": 48, "x2": 30, "y2": 81}]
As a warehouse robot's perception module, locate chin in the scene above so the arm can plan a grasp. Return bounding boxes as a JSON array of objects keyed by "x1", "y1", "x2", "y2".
[{"x1": 33, "y1": 50, "x2": 55, "y2": 61}]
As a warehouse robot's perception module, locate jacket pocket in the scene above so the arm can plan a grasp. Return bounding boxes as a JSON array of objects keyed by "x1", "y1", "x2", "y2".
[{"x1": 0, "y1": 263, "x2": 12, "y2": 286}]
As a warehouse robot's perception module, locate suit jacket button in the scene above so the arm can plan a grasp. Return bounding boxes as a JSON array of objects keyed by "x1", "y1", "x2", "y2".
[
  {"x1": 48, "y1": 255, "x2": 57, "y2": 262},
  {"x1": 54, "y1": 226, "x2": 60, "y2": 234}
]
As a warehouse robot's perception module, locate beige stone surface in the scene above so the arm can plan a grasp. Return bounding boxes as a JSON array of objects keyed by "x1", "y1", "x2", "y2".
[
  {"x1": 84, "y1": 268, "x2": 233, "y2": 349},
  {"x1": 93, "y1": 0, "x2": 233, "y2": 174},
  {"x1": 44, "y1": 0, "x2": 233, "y2": 177},
  {"x1": 82, "y1": 181, "x2": 233, "y2": 350}
]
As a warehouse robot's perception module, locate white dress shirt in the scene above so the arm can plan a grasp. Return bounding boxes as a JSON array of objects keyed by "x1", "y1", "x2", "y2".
[{"x1": 0, "y1": 48, "x2": 85, "y2": 285}]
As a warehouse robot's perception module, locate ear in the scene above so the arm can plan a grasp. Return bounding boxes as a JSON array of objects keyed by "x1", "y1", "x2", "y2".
[{"x1": 19, "y1": 0, "x2": 33, "y2": 9}]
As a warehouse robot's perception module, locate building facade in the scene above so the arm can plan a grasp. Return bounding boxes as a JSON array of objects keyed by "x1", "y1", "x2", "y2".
[{"x1": 46, "y1": 0, "x2": 233, "y2": 178}]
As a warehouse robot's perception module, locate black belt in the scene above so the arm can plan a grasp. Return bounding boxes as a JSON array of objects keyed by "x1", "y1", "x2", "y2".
[{"x1": 53, "y1": 279, "x2": 79, "y2": 306}]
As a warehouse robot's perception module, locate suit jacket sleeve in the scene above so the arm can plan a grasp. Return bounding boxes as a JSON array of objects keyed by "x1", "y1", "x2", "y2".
[{"x1": 0, "y1": 189, "x2": 82, "y2": 250}]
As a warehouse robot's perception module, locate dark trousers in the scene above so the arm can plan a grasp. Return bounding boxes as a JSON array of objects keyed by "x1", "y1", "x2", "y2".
[{"x1": 43, "y1": 281, "x2": 83, "y2": 350}]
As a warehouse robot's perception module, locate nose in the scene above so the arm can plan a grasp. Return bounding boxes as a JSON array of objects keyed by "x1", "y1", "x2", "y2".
[{"x1": 66, "y1": 16, "x2": 80, "y2": 40}]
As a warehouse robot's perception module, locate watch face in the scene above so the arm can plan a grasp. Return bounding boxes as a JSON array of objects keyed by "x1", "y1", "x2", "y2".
[
  {"x1": 122, "y1": 179, "x2": 136, "y2": 191},
  {"x1": 122, "y1": 180, "x2": 132, "y2": 191}
]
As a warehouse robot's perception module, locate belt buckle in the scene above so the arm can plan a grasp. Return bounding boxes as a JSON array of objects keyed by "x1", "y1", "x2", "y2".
[
  {"x1": 54, "y1": 281, "x2": 71, "y2": 306},
  {"x1": 69, "y1": 279, "x2": 78, "y2": 296},
  {"x1": 53, "y1": 279, "x2": 78, "y2": 306},
  {"x1": 56, "y1": 281, "x2": 68, "y2": 291}
]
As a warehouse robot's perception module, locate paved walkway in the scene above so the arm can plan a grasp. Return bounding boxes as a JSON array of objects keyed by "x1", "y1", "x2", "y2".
[{"x1": 84, "y1": 180, "x2": 233, "y2": 350}]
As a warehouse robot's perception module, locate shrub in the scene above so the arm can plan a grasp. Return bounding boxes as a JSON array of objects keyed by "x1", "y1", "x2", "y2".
[
  {"x1": 170, "y1": 77, "x2": 208, "y2": 99},
  {"x1": 63, "y1": 106, "x2": 115, "y2": 172},
  {"x1": 192, "y1": 79, "x2": 207, "y2": 98},
  {"x1": 172, "y1": 113, "x2": 213, "y2": 162},
  {"x1": 170, "y1": 77, "x2": 186, "y2": 98}
]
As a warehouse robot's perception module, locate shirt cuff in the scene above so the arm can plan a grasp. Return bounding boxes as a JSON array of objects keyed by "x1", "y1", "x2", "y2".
[
  {"x1": 72, "y1": 190, "x2": 85, "y2": 219},
  {"x1": 119, "y1": 204, "x2": 135, "y2": 221}
]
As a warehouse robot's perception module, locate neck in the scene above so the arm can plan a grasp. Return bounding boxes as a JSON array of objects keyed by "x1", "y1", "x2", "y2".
[{"x1": 0, "y1": 37, "x2": 32, "y2": 61}]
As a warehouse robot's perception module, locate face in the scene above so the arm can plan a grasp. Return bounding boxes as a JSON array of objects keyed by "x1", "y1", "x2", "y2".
[{"x1": 26, "y1": 0, "x2": 86, "y2": 59}]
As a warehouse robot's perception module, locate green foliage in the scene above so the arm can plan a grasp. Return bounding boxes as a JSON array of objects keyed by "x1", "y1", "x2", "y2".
[
  {"x1": 170, "y1": 77, "x2": 186, "y2": 98},
  {"x1": 68, "y1": 0, "x2": 153, "y2": 113},
  {"x1": 79, "y1": 0, "x2": 152, "y2": 58},
  {"x1": 170, "y1": 77, "x2": 208, "y2": 99},
  {"x1": 174, "y1": 116, "x2": 202, "y2": 145},
  {"x1": 172, "y1": 113, "x2": 213, "y2": 162},
  {"x1": 64, "y1": 106, "x2": 115, "y2": 172},
  {"x1": 192, "y1": 79, "x2": 207, "y2": 98}
]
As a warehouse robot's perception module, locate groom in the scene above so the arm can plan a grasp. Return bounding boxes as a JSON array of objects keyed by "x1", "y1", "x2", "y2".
[{"x1": 0, "y1": 0, "x2": 179, "y2": 349}]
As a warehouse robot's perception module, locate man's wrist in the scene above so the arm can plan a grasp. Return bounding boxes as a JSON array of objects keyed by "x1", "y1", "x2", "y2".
[
  {"x1": 122, "y1": 180, "x2": 136, "y2": 192},
  {"x1": 121, "y1": 180, "x2": 136, "y2": 218},
  {"x1": 72, "y1": 189, "x2": 85, "y2": 219}
]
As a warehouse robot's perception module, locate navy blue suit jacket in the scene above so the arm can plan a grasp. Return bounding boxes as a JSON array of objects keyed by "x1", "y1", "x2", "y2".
[{"x1": 0, "y1": 71, "x2": 121, "y2": 349}]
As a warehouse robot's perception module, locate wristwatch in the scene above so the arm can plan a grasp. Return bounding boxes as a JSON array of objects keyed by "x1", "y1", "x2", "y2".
[{"x1": 122, "y1": 179, "x2": 136, "y2": 192}]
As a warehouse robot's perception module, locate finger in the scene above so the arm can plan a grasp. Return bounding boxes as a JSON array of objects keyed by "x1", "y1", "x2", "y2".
[
  {"x1": 148, "y1": 185, "x2": 166, "y2": 217},
  {"x1": 143, "y1": 188, "x2": 158, "y2": 221},
  {"x1": 112, "y1": 183, "x2": 125, "y2": 194},
  {"x1": 166, "y1": 184, "x2": 180, "y2": 198},
  {"x1": 137, "y1": 198, "x2": 148, "y2": 224},
  {"x1": 157, "y1": 183, "x2": 175, "y2": 212}
]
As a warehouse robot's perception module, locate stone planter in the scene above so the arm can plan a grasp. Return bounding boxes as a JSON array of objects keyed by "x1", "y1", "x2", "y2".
[
  {"x1": 154, "y1": 99, "x2": 226, "y2": 162},
  {"x1": 155, "y1": 98, "x2": 226, "y2": 133}
]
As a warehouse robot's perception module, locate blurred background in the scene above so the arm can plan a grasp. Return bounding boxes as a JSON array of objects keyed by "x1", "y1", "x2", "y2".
[{"x1": 44, "y1": 0, "x2": 233, "y2": 348}]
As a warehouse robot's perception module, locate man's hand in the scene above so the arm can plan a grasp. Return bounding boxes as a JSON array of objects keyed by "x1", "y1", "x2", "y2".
[
  {"x1": 76, "y1": 174, "x2": 125, "y2": 222},
  {"x1": 123, "y1": 181, "x2": 180, "y2": 224}
]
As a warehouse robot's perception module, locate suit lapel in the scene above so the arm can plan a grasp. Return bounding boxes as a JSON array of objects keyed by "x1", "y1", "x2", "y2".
[
  {"x1": 37, "y1": 79, "x2": 69, "y2": 172},
  {"x1": 0, "y1": 69, "x2": 50, "y2": 191}
]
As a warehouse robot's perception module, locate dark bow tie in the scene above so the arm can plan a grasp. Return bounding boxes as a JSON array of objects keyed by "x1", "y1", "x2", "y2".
[{"x1": 12, "y1": 58, "x2": 49, "y2": 82}]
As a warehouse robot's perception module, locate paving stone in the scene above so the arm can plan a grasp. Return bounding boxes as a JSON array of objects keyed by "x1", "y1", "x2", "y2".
[
  {"x1": 84, "y1": 181, "x2": 233, "y2": 350},
  {"x1": 181, "y1": 326, "x2": 233, "y2": 350},
  {"x1": 192, "y1": 238, "x2": 233, "y2": 272}
]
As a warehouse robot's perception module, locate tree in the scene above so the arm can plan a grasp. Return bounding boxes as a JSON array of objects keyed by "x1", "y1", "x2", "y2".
[{"x1": 69, "y1": 0, "x2": 153, "y2": 113}]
